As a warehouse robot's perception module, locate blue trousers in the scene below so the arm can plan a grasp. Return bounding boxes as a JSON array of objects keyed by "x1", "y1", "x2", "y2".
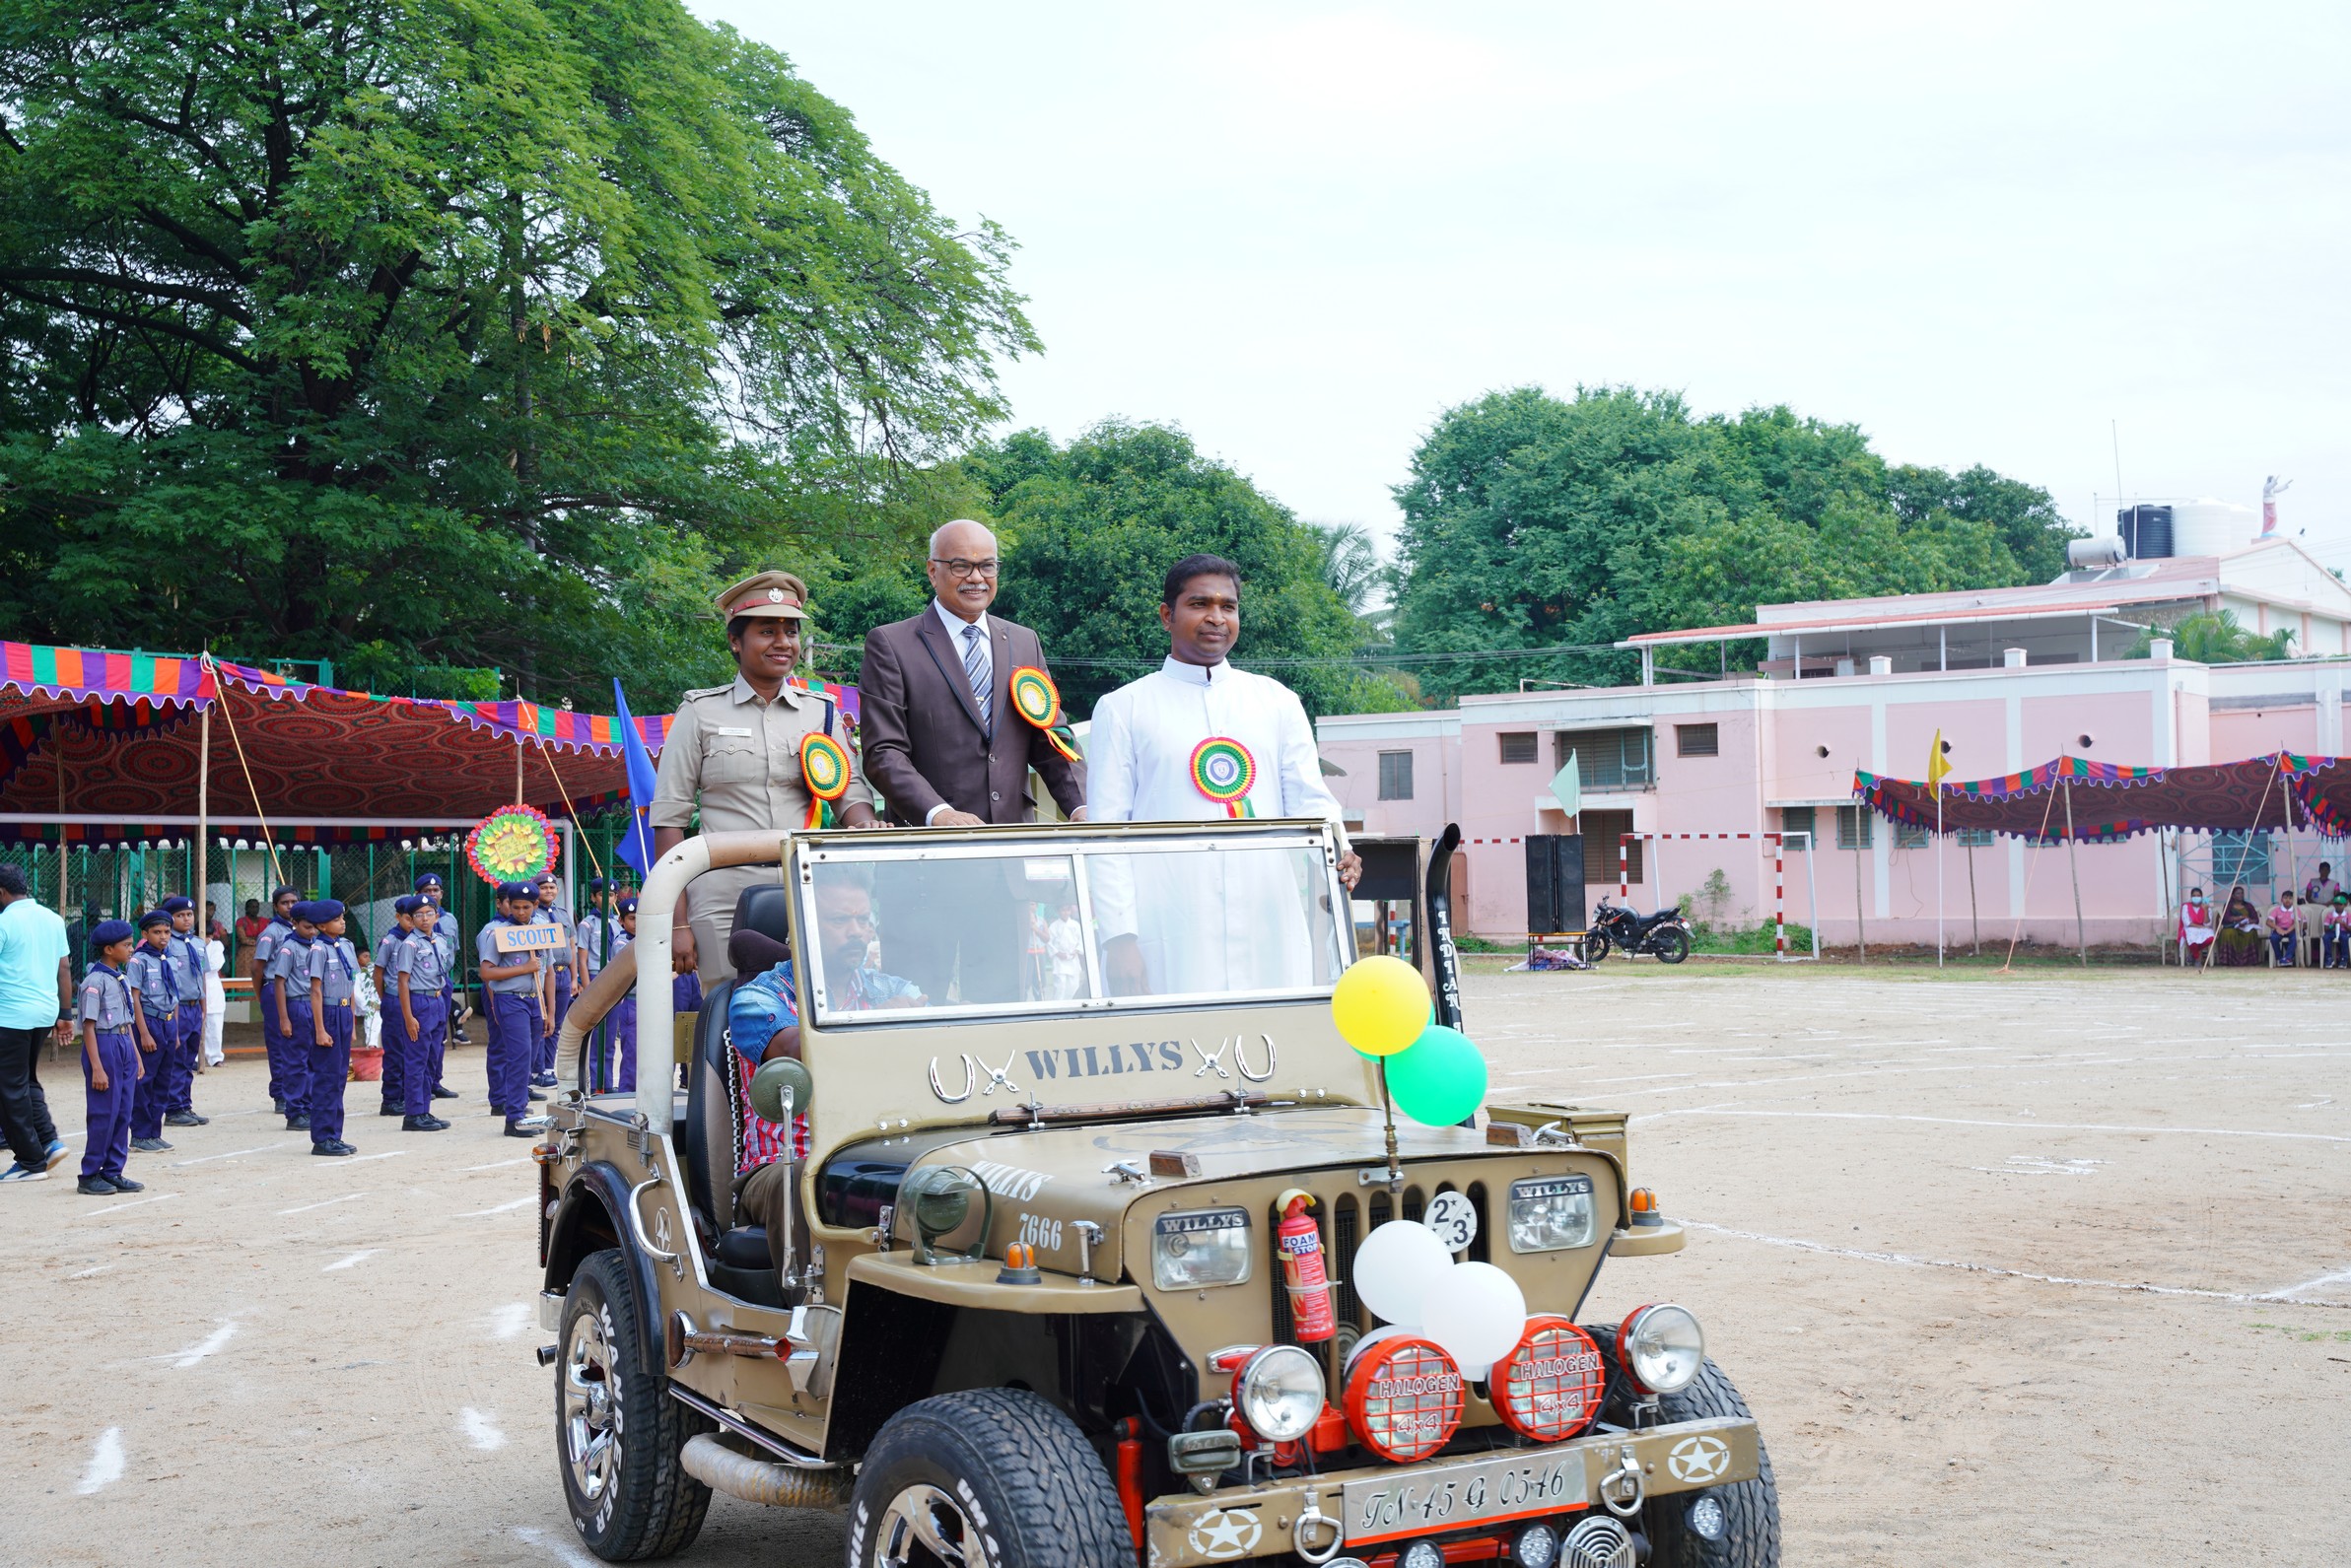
[
  {"x1": 131, "y1": 1011, "x2": 173, "y2": 1139},
  {"x1": 309, "y1": 1002, "x2": 353, "y2": 1144},
  {"x1": 281, "y1": 994, "x2": 314, "y2": 1112},
  {"x1": 399, "y1": 995, "x2": 447, "y2": 1117},
  {"x1": 2270, "y1": 931, "x2": 2297, "y2": 965},
  {"x1": 534, "y1": 969, "x2": 573, "y2": 1075},
  {"x1": 609, "y1": 995, "x2": 638, "y2": 1093},
  {"x1": 486, "y1": 991, "x2": 536, "y2": 1120},
  {"x1": 171, "y1": 1000, "x2": 201, "y2": 1111},
  {"x1": 2324, "y1": 930, "x2": 2347, "y2": 969},
  {"x1": 436, "y1": 984, "x2": 455, "y2": 1090},
  {"x1": 80, "y1": 1030, "x2": 136, "y2": 1181}
]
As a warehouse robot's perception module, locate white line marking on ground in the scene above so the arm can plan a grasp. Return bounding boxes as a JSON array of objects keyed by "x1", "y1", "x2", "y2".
[
  {"x1": 461, "y1": 1407, "x2": 507, "y2": 1450},
  {"x1": 66, "y1": 1263, "x2": 113, "y2": 1280},
  {"x1": 459, "y1": 1195, "x2": 534, "y2": 1217},
  {"x1": 171, "y1": 1144, "x2": 280, "y2": 1166},
  {"x1": 323, "y1": 1250, "x2": 380, "y2": 1271},
  {"x1": 78, "y1": 1428, "x2": 123, "y2": 1494},
  {"x1": 514, "y1": 1525, "x2": 600, "y2": 1568},
  {"x1": 279, "y1": 1192, "x2": 368, "y2": 1216},
  {"x1": 1683, "y1": 1222, "x2": 2351, "y2": 1310},
  {"x1": 490, "y1": 1303, "x2": 531, "y2": 1339},
  {"x1": 463, "y1": 1157, "x2": 530, "y2": 1171},
  {"x1": 86, "y1": 1192, "x2": 180, "y2": 1217},
  {"x1": 1658, "y1": 1109, "x2": 2351, "y2": 1143},
  {"x1": 2298, "y1": 1098, "x2": 2334, "y2": 1109},
  {"x1": 344, "y1": 1149, "x2": 408, "y2": 1162},
  {"x1": 172, "y1": 1321, "x2": 239, "y2": 1368},
  {"x1": 2274, "y1": 1264, "x2": 2351, "y2": 1297}
]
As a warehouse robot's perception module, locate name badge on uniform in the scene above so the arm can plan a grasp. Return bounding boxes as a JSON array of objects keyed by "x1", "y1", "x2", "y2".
[
  {"x1": 492, "y1": 924, "x2": 568, "y2": 955},
  {"x1": 713, "y1": 725, "x2": 755, "y2": 738}
]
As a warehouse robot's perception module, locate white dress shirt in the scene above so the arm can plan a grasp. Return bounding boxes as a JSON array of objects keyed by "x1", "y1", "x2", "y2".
[
  {"x1": 926, "y1": 599, "x2": 994, "y2": 825},
  {"x1": 1085, "y1": 656, "x2": 1343, "y2": 827}
]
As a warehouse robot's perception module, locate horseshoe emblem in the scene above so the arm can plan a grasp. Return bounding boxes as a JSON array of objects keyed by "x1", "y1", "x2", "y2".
[
  {"x1": 928, "y1": 1054, "x2": 976, "y2": 1104},
  {"x1": 975, "y1": 1053, "x2": 1020, "y2": 1097},
  {"x1": 1191, "y1": 1037, "x2": 1232, "y2": 1079},
  {"x1": 1234, "y1": 1033, "x2": 1277, "y2": 1083}
]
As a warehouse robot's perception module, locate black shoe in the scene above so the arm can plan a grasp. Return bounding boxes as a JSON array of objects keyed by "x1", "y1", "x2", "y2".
[
  {"x1": 109, "y1": 1176, "x2": 144, "y2": 1193},
  {"x1": 403, "y1": 1115, "x2": 450, "y2": 1131},
  {"x1": 166, "y1": 1111, "x2": 203, "y2": 1127},
  {"x1": 431, "y1": 1086, "x2": 458, "y2": 1100},
  {"x1": 285, "y1": 1114, "x2": 311, "y2": 1131},
  {"x1": 130, "y1": 1136, "x2": 173, "y2": 1153},
  {"x1": 526, "y1": 1088, "x2": 547, "y2": 1102},
  {"x1": 380, "y1": 1103, "x2": 402, "y2": 1117},
  {"x1": 311, "y1": 1140, "x2": 352, "y2": 1157},
  {"x1": 76, "y1": 1175, "x2": 118, "y2": 1195},
  {"x1": 503, "y1": 1120, "x2": 537, "y2": 1138},
  {"x1": 273, "y1": 1097, "x2": 287, "y2": 1115}
]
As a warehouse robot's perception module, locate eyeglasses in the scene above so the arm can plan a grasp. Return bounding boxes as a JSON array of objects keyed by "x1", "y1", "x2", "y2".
[{"x1": 930, "y1": 558, "x2": 1001, "y2": 579}]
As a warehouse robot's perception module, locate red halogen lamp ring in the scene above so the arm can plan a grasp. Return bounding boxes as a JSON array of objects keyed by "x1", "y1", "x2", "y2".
[
  {"x1": 1491, "y1": 1315, "x2": 1608, "y2": 1443},
  {"x1": 1344, "y1": 1335, "x2": 1466, "y2": 1463}
]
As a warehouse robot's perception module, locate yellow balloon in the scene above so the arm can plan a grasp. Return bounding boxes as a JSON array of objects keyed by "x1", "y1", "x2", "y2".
[{"x1": 1331, "y1": 955, "x2": 1431, "y2": 1057}]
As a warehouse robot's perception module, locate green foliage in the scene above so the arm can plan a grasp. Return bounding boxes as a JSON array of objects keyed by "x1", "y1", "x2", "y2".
[
  {"x1": 1691, "y1": 919, "x2": 1813, "y2": 956},
  {"x1": 976, "y1": 421, "x2": 1412, "y2": 718},
  {"x1": 0, "y1": 0, "x2": 1034, "y2": 709},
  {"x1": 2124, "y1": 610, "x2": 2295, "y2": 664},
  {"x1": 1389, "y1": 387, "x2": 2079, "y2": 700}
]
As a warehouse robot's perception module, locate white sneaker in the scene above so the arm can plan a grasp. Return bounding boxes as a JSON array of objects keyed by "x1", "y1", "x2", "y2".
[{"x1": 0, "y1": 1163, "x2": 50, "y2": 1183}]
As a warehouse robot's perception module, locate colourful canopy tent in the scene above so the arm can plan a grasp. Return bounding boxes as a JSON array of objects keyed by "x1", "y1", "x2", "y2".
[
  {"x1": 0, "y1": 640, "x2": 860, "y2": 846},
  {"x1": 1855, "y1": 752, "x2": 2344, "y2": 843}
]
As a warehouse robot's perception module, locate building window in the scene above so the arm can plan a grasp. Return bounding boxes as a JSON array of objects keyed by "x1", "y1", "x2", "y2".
[
  {"x1": 1377, "y1": 750, "x2": 1415, "y2": 800},
  {"x1": 1895, "y1": 821, "x2": 1930, "y2": 849},
  {"x1": 1554, "y1": 726, "x2": 1652, "y2": 789},
  {"x1": 1779, "y1": 806, "x2": 1815, "y2": 850},
  {"x1": 1675, "y1": 722, "x2": 1719, "y2": 758},
  {"x1": 2212, "y1": 831, "x2": 2272, "y2": 889},
  {"x1": 1835, "y1": 804, "x2": 1874, "y2": 850},
  {"x1": 1498, "y1": 731, "x2": 1538, "y2": 765},
  {"x1": 1957, "y1": 828, "x2": 1996, "y2": 848},
  {"x1": 1581, "y1": 809, "x2": 1641, "y2": 885}
]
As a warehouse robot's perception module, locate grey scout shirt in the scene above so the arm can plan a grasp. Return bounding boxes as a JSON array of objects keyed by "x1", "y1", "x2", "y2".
[
  {"x1": 533, "y1": 906, "x2": 576, "y2": 971},
  {"x1": 252, "y1": 918, "x2": 290, "y2": 977},
  {"x1": 127, "y1": 944, "x2": 179, "y2": 1018},
  {"x1": 393, "y1": 928, "x2": 451, "y2": 993},
  {"x1": 308, "y1": 937, "x2": 359, "y2": 1004},
  {"x1": 578, "y1": 912, "x2": 611, "y2": 978},
  {"x1": 266, "y1": 935, "x2": 311, "y2": 1001},
  {"x1": 477, "y1": 920, "x2": 541, "y2": 994},
  {"x1": 78, "y1": 965, "x2": 135, "y2": 1032},
  {"x1": 167, "y1": 932, "x2": 205, "y2": 999},
  {"x1": 374, "y1": 929, "x2": 403, "y2": 987}
]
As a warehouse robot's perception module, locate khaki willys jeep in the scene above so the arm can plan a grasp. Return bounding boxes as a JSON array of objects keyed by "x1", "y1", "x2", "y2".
[{"x1": 535, "y1": 820, "x2": 1778, "y2": 1568}]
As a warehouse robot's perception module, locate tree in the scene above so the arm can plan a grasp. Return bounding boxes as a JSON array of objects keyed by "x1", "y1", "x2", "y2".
[
  {"x1": 1389, "y1": 386, "x2": 2078, "y2": 700},
  {"x1": 972, "y1": 421, "x2": 1410, "y2": 718},
  {"x1": 2124, "y1": 610, "x2": 2294, "y2": 664},
  {"x1": 0, "y1": 0, "x2": 1035, "y2": 708}
]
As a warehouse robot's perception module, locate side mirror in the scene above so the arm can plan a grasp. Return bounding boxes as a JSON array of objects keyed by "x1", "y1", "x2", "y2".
[{"x1": 748, "y1": 1057, "x2": 814, "y2": 1123}]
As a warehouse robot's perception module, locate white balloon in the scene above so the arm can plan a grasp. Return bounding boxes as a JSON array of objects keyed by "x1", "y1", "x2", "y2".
[
  {"x1": 1350, "y1": 1220, "x2": 1454, "y2": 1328},
  {"x1": 1419, "y1": 1261, "x2": 1527, "y2": 1370},
  {"x1": 1343, "y1": 1324, "x2": 1413, "y2": 1378}
]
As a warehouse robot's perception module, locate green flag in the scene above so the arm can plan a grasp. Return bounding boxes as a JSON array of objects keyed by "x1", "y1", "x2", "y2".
[{"x1": 1551, "y1": 753, "x2": 1582, "y2": 817}]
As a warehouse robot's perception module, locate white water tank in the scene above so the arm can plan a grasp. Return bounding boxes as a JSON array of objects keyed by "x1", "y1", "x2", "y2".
[{"x1": 2169, "y1": 499, "x2": 2257, "y2": 557}]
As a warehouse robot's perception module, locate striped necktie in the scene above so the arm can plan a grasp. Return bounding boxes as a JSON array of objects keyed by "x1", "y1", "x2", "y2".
[{"x1": 961, "y1": 622, "x2": 993, "y2": 729}]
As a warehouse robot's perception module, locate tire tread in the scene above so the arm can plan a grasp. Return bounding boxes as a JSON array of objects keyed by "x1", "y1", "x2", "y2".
[{"x1": 852, "y1": 1387, "x2": 1132, "y2": 1568}]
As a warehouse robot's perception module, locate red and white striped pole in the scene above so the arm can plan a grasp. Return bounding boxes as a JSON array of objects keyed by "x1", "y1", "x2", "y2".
[
  {"x1": 1619, "y1": 835, "x2": 1629, "y2": 901},
  {"x1": 1769, "y1": 832, "x2": 1786, "y2": 956}
]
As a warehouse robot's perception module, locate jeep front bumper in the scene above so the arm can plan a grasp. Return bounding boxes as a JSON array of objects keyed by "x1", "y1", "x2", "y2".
[{"x1": 1142, "y1": 1415, "x2": 1759, "y2": 1566}]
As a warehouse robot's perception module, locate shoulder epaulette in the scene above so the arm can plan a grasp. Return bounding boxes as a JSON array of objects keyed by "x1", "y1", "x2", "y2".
[{"x1": 682, "y1": 684, "x2": 731, "y2": 701}]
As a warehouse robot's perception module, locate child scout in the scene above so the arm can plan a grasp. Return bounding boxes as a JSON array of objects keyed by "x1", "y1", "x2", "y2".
[{"x1": 77, "y1": 920, "x2": 145, "y2": 1195}]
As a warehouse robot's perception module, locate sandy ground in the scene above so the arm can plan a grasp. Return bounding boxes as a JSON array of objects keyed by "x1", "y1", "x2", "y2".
[{"x1": 4, "y1": 965, "x2": 2347, "y2": 1566}]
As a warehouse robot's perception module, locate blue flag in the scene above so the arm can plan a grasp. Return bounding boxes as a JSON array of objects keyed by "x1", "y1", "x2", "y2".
[{"x1": 613, "y1": 679, "x2": 660, "y2": 878}]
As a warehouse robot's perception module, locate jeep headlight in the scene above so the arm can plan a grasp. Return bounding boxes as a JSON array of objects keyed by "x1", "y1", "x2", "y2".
[
  {"x1": 1234, "y1": 1344, "x2": 1325, "y2": 1442},
  {"x1": 1507, "y1": 1175, "x2": 1596, "y2": 1254},
  {"x1": 1618, "y1": 1303, "x2": 1704, "y2": 1396},
  {"x1": 1152, "y1": 1207, "x2": 1252, "y2": 1291}
]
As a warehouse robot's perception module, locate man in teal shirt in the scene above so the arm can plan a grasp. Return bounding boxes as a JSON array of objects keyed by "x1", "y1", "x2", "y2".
[{"x1": 0, "y1": 864, "x2": 72, "y2": 1181}]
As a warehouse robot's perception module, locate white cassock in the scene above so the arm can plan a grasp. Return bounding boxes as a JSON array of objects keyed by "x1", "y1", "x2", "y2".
[{"x1": 1085, "y1": 657, "x2": 1348, "y2": 997}]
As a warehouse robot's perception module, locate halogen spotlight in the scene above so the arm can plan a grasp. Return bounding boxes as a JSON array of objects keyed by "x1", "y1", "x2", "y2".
[
  {"x1": 1512, "y1": 1520, "x2": 1562, "y2": 1568},
  {"x1": 1232, "y1": 1344, "x2": 1325, "y2": 1444},
  {"x1": 1493, "y1": 1315, "x2": 1607, "y2": 1443},
  {"x1": 1396, "y1": 1540, "x2": 1446, "y2": 1568},
  {"x1": 1343, "y1": 1335, "x2": 1465, "y2": 1463},
  {"x1": 1616, "y1": 1302, "x2": 1705, "y2": 1396},
  {"x1": 1686, "y1": 1492, "x2": 1727, "y2": 1542}
]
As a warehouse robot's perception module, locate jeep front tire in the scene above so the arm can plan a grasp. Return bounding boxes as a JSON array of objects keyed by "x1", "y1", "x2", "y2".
[
  {"x1": 558, "y1": 1249, "x2": 712, "y2": 1560},
  {"x1": 849, "y1": 1388, "x2": 1132, "y2": 1567}
]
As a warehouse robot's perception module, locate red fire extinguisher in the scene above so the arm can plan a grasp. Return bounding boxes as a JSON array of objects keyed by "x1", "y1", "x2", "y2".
[{"x1": 1277, "y1": 1189, "x2": 1336, "y2": 1342}]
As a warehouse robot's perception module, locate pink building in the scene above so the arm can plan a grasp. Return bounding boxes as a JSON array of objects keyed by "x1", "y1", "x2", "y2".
[{"x1": 1319, "y1": 538, "x2": 2351, "y2": 946}]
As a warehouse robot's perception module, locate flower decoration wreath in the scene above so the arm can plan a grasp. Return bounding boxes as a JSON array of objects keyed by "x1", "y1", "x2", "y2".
[{"x1": 466, "y1": 803, "x2": 559, "y2": 886}]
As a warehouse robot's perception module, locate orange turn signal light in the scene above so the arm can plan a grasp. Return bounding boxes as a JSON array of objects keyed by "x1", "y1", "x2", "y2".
[{"x1": 1628, "y1": 1187, "x2": 1662, "y2": 1226}]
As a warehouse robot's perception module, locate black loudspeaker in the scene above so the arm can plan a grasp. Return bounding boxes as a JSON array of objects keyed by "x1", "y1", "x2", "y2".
[{"x1": 1524, "y1": 835, "x2": 1585, "y2": 934}]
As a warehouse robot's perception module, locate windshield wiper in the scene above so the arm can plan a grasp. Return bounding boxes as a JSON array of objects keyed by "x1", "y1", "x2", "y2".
[{"x1": 986, "y1": 1089, "x2": 1270, "y2": 1129}]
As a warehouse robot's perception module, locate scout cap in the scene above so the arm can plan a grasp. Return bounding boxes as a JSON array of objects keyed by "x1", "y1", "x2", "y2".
[
  {"x1": 393, "y1": 895, "x2": 422, "y2": 916},
  {"x1": 138, "y1": 909, "x2": 172, "y2": 929},
  {"x1": 310, "y1": 899, "x2": 345, "y2": 922},
  {"x1": 716, "y1": 570, "x2": 808, "y2": 622},
  {"x1": 90, "y1": 919, "x2": 134, "y2": 949},
  {"x1": 497, "y1": 880, "x2": 537, "y2": 902},
  {"x1": 160, "y1": 895, "x2": 193, "y2": 914},
  {"x1": 413, "y1": 871, "x2": 444, "y2": 892},
  {"x1": 588, "y1": 877, "x2": 609, "y2": 893},
  {"x1": 616, "y1": 895, "x2": 639, "y2": 915}
]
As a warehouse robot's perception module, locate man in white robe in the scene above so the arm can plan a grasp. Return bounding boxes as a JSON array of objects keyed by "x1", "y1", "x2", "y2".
[{"x1": 1086, "y1": 554, "x2": 1362, "y2": 997}]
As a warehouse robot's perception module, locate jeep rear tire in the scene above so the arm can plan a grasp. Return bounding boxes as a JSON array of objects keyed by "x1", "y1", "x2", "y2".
[
  {"x1": 558, "y1": 1249, "x2": 712, "y2": 1560},
  {"x1": 849, "y1": 1388, "x2": 1132, "y2": 1568},
  {"x1": 1640, "y1": 1359, "x2": 1780, "y2": 1568}
]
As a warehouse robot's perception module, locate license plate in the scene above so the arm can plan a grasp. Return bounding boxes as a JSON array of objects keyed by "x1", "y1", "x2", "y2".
[{"x1": 1340, "y1": 1448, "x2": 1585, "y2": 1545}]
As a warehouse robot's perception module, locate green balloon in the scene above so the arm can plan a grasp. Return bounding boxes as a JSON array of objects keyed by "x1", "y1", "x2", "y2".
[{"x1": 1385, "y1": 1024, "x2": 1487, "y2": 1126}]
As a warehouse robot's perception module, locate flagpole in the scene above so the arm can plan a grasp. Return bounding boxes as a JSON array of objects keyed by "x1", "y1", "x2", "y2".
[{"x1": 1936, "y1": 783, "x2": 1945, "y2": 969}]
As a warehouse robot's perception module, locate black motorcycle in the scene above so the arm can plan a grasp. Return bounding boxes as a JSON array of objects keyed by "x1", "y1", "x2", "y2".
[{"x1": 1586, "y1": 896, "x2": 1693, "y2": 964}]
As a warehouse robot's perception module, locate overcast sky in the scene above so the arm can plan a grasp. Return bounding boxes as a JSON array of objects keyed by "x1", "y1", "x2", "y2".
[{"x1": 696, "y1": 2, "x2": 2350, "y2": 569}]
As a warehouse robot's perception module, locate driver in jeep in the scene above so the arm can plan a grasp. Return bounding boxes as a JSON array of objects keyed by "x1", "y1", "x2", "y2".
[{"x1": 724, "y1": 866, "x2": 924, "y2": 1289}]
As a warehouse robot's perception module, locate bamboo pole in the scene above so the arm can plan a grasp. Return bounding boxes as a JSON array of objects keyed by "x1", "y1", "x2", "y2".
[
  {"x1": 1967, "y1": 839, "x2": 1980, "y2": 955},
  {"x1": 1852, "y1": 810, "x2": 1867, "y2": 958},
  {"x1": 2062, "y1": 777, "x2": 2087, "y2": 966},
  {"x1": 195, "y1": 678, "x2": 211, "y2": 944}
]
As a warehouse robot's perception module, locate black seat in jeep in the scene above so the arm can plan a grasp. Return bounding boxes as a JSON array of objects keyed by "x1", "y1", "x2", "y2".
[{"x1": 680, "y1": 883, "x2": 797, "y2": 1306}]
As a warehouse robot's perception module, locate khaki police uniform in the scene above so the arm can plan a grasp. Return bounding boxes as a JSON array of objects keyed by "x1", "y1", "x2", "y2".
[{"x1": 653, "y1": 572, "x2": 873, "y2": 985}]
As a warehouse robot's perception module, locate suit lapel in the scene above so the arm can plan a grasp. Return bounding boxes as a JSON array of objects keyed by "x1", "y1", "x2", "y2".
[{"x1": 914, "y1": 611, "x2": 988, "y2": 737}]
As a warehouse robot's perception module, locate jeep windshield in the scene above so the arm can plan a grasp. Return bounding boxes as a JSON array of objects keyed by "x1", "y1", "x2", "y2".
[{"x1": 795, "y1": 825, "x2": 1351, "y2": 1025}]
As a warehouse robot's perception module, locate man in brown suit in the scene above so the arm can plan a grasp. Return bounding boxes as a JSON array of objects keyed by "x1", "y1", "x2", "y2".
[{"x1": 859, "y1": 519, "x2": 1086, "y2": 1002}]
